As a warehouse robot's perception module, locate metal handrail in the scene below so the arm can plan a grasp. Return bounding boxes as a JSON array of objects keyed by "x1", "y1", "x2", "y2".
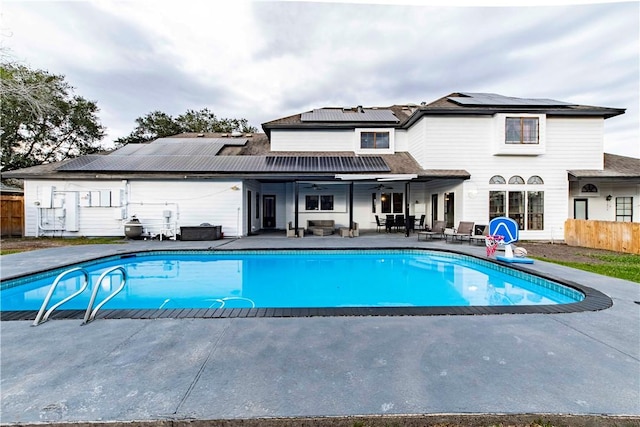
[
  {"x1": 83, "y1": 266, "x2": 127, "y2": 324},
  {"x1": 32, "y1": 267, "x2": 90, "y2": 326}
]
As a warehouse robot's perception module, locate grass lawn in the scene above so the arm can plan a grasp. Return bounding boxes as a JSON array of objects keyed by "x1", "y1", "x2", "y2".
[
  {"x1": 0, "y1": 237, "x2": 125, "y2": 256},
  {"x1": 532, "y1": 253, "x2": 640, "y2": 283}
]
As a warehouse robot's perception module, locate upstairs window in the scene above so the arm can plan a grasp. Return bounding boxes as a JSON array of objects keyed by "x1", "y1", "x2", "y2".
[
  {"x1": 506, "y1": 117, "x2": 539, "y2": 144},
  {"x1": 508, "y1": 175, "x2": 525, "y2": 184},
  {"x1": 360, "y1": 132, "x2": 389, "y2": 149}
]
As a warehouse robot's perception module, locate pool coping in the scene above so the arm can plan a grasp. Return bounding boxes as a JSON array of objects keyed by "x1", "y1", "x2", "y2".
[{"x1": 0, "y1": 246, "x2": 613, "y2": 321}]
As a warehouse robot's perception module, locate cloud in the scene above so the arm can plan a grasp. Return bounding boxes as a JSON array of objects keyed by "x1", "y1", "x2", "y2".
[{"x1": 1, "y1": 0, "x2": 638, "y2": 157}]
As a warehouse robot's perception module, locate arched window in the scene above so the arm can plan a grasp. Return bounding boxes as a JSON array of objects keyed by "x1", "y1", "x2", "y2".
[
  {"x1": 489, "y1": 175, "x2": 506, "y2": 184},
  {"x1": 508, "y1": 175, "x2": 525, "y2": 184},
  {"x1": 581, "y1": 183, "x2": 598, "y2": 193},
  {"x1": 527, "y1": 175, "x2": 544, "y2": 184}
]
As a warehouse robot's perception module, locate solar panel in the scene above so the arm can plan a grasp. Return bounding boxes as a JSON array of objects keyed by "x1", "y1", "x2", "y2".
[
  {"x1": 301, "y1": 109, "x2": 399, "y2": 122},
  {"x1": 449, "y1": 93, "x2": 575, "y2": 107},
  {"x1": 58, "y1": 155, "x2": 390, "y2": 173}
]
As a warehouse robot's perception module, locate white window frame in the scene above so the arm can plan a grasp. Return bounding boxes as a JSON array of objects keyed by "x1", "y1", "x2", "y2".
[
  {"x1": 493, "y1": 113, "x2": 546, "y2": 156},
  {"x1": 355, "y1": 128, "x2": 394, "y2": 155}
]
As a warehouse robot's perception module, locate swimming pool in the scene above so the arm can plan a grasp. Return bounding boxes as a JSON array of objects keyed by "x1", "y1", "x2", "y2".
[{"x1": 1, "y1": 250, "x2": 611, "y2": 319}]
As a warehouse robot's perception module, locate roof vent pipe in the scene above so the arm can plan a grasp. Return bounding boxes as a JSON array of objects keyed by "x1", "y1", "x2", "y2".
[{"x1": 357, "y1": 105, "x2": 364, "y2": 113}]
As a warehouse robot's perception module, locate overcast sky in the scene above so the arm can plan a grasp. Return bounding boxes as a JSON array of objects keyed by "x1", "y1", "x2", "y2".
[{"x1": 2, "y1": 0, "x2": 638, "y2": 158}]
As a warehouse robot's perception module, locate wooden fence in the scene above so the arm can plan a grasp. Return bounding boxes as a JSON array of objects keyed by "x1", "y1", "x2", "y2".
[
  {"x1": 1, "y1": 195, "x2": 24, "y2": 237},
  {"x1": 564, "y1": 219, "x2": 640, "y2": 255}
]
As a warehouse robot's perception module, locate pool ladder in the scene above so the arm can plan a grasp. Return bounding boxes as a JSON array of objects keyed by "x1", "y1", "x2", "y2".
[{"x1": 32, "y1": 266, "x2": 128, "y2": 326}]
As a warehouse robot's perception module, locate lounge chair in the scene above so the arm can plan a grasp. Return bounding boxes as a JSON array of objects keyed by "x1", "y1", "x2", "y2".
[
  {"x1": 417, "y1": 220, "x2": 446, "y2": 241},
  {"x1": 375, "y1": 215, "x2": 386, "y2": 232},
  {"x1": 469, "y1": 224, "x2": 488, "y2": 245},
  {"x1": 447, "y1": 221, "x2": 475, "y2": 243}
]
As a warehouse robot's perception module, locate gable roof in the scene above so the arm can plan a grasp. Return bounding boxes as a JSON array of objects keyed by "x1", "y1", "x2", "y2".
[
  {"x1": 264, "y1": 92, "x2": 625, "y2": 134},
  {"x1": 262, "y1": 105, "x2": 414, "y2": 135}
]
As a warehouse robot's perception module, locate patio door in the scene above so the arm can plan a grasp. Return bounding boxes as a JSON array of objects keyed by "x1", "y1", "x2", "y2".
[
  {"x1": 444, "y1": 192, "x2": 455, "y2": 228},
  {"x1": 431, "y1": 193, "x2": 438, "y2": 228},
  {"x1": 263, "y1": 195, "x2": 276, "y2": 228},
  {"x1": 574, "y1": 198, "x2": 588, "y2": 220}
]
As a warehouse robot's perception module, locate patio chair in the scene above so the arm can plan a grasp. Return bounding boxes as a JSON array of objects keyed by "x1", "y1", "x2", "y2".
[
  {"x1": 385, "y1": 215, "x2": 395, "y2": 232},
  {"x1": 417, "y1": 220, "x2": 446, "y2": 241},
  {"x1": 469, "y1": 224, "x2": 488, "y2": 245},
  {"x1": 415, "y1": 215, "x2": 426, "y2": 231},
  {"x1": 286, "y1": 221, "x2": 303, "y2": 238},
  {"x1": 447, "y1": 221, "x2": 475, "y2": 243},
  {"x1": 375, "y1": 215, "x2": 386, "y2": 232},
  {"x1": 395, "y1": 215, "x2": 405, "y2": 232}
]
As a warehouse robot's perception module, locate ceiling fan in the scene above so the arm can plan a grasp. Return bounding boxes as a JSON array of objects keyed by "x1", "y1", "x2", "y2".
[
  {"x1": 368, "y1": 184, "x2": 392, "y2": 190},
  {"x1": 303, "y1": 183, "x2": 328, "y2": 191}
]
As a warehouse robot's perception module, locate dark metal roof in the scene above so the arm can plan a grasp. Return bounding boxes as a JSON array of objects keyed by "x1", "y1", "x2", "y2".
[{"x1": 57, "y1": 154, "x2": 390, "y2": 173}]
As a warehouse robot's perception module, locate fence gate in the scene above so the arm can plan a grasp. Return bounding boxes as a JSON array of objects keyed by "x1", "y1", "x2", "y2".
[{"x1": 1, "y1": 196, "x2": 24, "y2": 237}]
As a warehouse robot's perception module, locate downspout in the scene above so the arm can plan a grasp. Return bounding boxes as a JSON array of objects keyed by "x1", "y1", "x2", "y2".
[
  {"x1": 405, "y1": 181, "x2": 410, "y2": 237},
  {"x1": 294, "y1": 181, "x2": 300, "y2": 237},
  {"x1": 349, "y1": 182, "x2": 354, "y2": 229}
]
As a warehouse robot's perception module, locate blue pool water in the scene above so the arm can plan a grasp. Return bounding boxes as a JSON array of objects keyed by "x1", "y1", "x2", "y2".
[{"x1": 1, "y1": 250, "x2": 583, "y2": 311}]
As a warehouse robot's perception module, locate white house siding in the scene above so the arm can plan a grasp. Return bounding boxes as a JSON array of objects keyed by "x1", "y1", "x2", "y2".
[
  {"x1": 570, "y1": 181, "x2": 640, "y2": 222},
  {"x1": 23, "y1": 179, "x2": 127, "y2": 237},
  {"x1": 407, "y1": 115, "x2": 607, "y2": 240},
  {"x1": 394, "y1": 130, "x2": 409, "y2": 152},
  {"x1": 270, "y1": 130, "x2": 354, "y2": 152},
  {"x1": 127, "y1": 180, "x2": 243, "y2": 238},
  {"x1": 407, "y1": 116, "x2": 427, "y2": 166},
  {"x1": 22, "y1": 179, "x2": 246, "y2": 238}
]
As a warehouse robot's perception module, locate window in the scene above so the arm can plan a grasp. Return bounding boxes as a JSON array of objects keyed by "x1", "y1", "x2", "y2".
[
  {"x1": 490, "y1": 174, "x2": 545, "y2": 230},
  {"x1": 527, "y1": 175, "x2": 544, "y2": 185},
  {"x1": 256, "y1": 193, "x2": 260, "y2": 218},
  {"x1": 360, "y1": 132, "x2": 389, "y2": 149},
  {"x1": 616, "y1": 197, "x2": 633, "y2": 222},
  {"x1": 305, "y1": 195, "x2": 334, "y2": 211},
  {"x1": 381, "y1": 192, "x2": 403, "y2": 213},
  {"x1": 527, "y1": 191, "x2": 544, "y2": 230},
  {"x1": 305, "y1": 195, "x2": 319, "y2": 210},
  {"x1": 392, "y1": 192, "x2": 403, "y2": 213},
  {"x1": 506, "y1": 117, "x2": 539, "y2": 144},
  {"x1": 581, "y1": 184, "x2": 598, "y2": 193},
  {"x1": 320, "y1": 195, "x2": 334, "y2": 211},
  {"x1": 509, "y1": 191, "x2": 525, "y2": 230},
  {"x1": 489, "y1": 191, "x2": 505, "y2": 221}
]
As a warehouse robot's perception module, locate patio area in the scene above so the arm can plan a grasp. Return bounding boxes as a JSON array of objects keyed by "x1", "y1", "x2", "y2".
[{"x1": 1, "y1": 232, "x2": 638, "y2": 426}]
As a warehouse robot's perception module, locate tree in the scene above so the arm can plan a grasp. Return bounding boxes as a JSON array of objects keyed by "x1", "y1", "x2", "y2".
[
  {"x1": 1, "y1": 63, "x2": 105, "y2": 172},
  {"x1": 115, "y1": 108, "x2": 258, "y2": 146}
]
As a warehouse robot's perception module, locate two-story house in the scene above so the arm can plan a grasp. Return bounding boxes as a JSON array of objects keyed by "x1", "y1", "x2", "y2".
[{"x1": 3, "y1": 92, "x2": 638, "y2": 240}]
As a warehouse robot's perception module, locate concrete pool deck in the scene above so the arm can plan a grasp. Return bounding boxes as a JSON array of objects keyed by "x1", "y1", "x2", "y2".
[{"x1": 1, "y1": 232, "x2": 639, "y2": 425}]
